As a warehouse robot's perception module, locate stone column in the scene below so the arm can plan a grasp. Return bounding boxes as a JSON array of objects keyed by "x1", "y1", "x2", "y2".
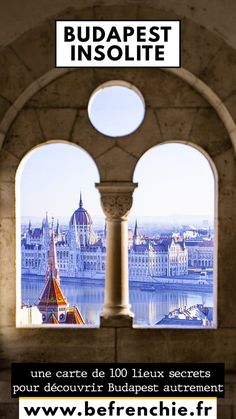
[{"x1": 96, "y1": 182, "x2": 137, "y2": 327}]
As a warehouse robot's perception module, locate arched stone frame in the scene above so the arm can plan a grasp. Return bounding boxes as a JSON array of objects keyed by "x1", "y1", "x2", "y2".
[
  {"x1": 15, "y1": 139, "x2": 101, "y2": 327},
  {"x1": 0, "y1": 66, "x2": 236, "y2": 154},
  {"x1": 131, "y1": 140, "x2": 219, "y2": 327},
  {"x1": 0, "y1": 8, "x2": 236, "y2": 419},
  {"x1": 0, "y1": 64, "x2": 234, "y2": 331}
]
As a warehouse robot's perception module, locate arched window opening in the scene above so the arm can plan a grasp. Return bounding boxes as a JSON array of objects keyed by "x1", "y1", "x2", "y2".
[
  {"x1": 16, "y1": 142, "x2": 105, "y2": 327},
  {"x1": 129, "y1": 143, "x2": 217, "y2": 328}
]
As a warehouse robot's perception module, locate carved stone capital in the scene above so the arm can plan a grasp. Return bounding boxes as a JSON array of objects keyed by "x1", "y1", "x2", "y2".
[
  {"x1": 101, "y1": 194, "x2": 132, "y2": 219},
  {"x1": 96, "y1": 182, "x2": 138, "y2": 220}
]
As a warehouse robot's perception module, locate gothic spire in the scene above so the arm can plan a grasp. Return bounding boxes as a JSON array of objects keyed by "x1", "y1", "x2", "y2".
[
  {"x1": 133, "y1": 219, "x2": 141, "y2": 246},
  {"x1": 37, "y1": 217, "x2": 69, "y2": 323},
  {"x1": 104, "y1": 221, "x2": 107, "y2": 238},
  {"x1": 79, "y1": 192, "x2": 83, "y2": 208},
  {"x1": 134, "y1": 219, "x2": 138, "y2": 238},
  {"x1": 208, "y1": 226, "x2": 211, "y2": 238},
  {"x1": 46, "y1": 218, "x2": 59, "y2": 282},
  {"x1": 45, "y1": 211, "x2": 49, "y2": 227},
  {"x1": 56, "y1": 219, "x2": 60, "y2": 235}
]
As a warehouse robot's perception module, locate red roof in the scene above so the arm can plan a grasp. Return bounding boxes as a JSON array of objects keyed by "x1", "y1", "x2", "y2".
[
  {"x1": 47, "y1": 314, "x2": 59, "y2": 324},
  {"x1": 65, "y1": 307, "x2": 84, "y2": 324},
  {"x1": 37, "y1": 278, "x2": 68, "y2": 307},
  {"x1": 38, "y1": 227, "x2": 68, "y2": 308}
]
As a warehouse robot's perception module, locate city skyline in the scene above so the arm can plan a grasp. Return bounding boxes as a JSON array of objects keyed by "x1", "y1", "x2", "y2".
[
  {"x1": 20, "y1": 185, "x2": 214, "y2": 327},
  {"x1": 20, "y1": 143, "x2": 215, "y2": 327}
]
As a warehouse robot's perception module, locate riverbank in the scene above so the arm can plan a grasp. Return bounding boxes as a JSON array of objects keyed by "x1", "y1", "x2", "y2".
[{"x1": 22, "y1": 273, "x2": 213, "y2": 293}]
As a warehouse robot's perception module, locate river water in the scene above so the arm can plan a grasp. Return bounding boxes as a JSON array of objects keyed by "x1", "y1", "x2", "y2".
[{"x1": 22, "y1": 275, "x2": 213, "y2": 326}]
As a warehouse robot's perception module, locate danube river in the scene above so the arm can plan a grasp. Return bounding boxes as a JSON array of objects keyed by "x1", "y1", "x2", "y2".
[{"x1": 22, "y1": 275, "x2": 213, "y2": 326}]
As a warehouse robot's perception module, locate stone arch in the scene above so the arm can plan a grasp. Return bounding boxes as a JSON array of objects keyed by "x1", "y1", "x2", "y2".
[
  {"x1": 15, "y1": 139, "x2": 101, "y2": 326},
  {"x1": 0, "y1": 66, "x2": 235, "y2": 157},
  {"x1": 15, "y1": 138, "x2": 101, "y2": 183},
  {"x1": 132, "y1": 141, "x2": 218, "y2": 325},
  {"x1": 0, "y1": 9, "x2": 235, "y2": 377},
  {"x1": 132, "y1": 139, "x2": 218, "y2": 183},
  {"x1": 0, "y1": 68, "x2": 233, "y2": 195}
]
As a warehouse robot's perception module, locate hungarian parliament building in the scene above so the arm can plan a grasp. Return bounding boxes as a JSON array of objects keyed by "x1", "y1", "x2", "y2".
[{"x1": 21, "y1": 195, "x2": 214, "y2": 280}]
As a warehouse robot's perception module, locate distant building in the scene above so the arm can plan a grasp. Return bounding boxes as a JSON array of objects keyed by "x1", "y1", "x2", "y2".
[
  {"x1": 21, "y1": 194, "x2": 189, "y2": 280},
  {"x1": 157, "y1": 304, "x2": 213, "y2": 327},
  {"x1": 186, "y1": 239, "x2": 214, "y2": 269},
  {"x1": 202, "y1": 219, "x2": 209, "y2": 228},
  {"x1": 183, "y1": 227, "x2": 199, "y2": 240},
  {"x1": 21, "y1": 194, "x2": 106, "y2": 279},
  {"x1": 129, "y1": 229, "x2": 188, "y2": 279},
  {"x1": 19, "y1": 305, "x2": 42, "y2": 325}
]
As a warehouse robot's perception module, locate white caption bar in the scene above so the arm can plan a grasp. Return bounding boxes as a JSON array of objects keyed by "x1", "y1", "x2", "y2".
[
  {"x1": 55, "y1": 21, "x2": 180, "y2": 67},
  {"x1": 20, "y1": 397, "x2": 216, "y2": 419}
]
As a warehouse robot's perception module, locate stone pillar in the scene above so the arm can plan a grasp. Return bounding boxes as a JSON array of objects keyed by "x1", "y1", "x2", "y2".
[{"x1": 96, "y1": 182, "x2": 137, "y2": 327}]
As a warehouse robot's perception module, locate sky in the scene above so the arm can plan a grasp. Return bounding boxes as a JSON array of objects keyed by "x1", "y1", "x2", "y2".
[
  {"x1": 131, "y1": 143, "x2": 215, "y2": 218},
  {"x1": 18, "y1": 142, "x2": 215, "y2": 222},
  {"x1": 88, "y1": 85, "x2": 145, "y2": 137},
  {"x1": 18, "y1": 86, "x2": 215, "y2": 223},
  {"x1": 18, "y1": 143, "x2": 102, "y2": 220}
]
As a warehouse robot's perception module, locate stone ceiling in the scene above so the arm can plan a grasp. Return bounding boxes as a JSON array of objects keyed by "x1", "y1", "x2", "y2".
[{"x1": 0, "y1": 0, "x2": 236, "y2": 49}]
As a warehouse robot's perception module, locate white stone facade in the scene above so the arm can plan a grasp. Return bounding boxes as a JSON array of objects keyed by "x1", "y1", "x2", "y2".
[
  {"x1": 21, "y1": 201, "x2": 188, "y2": 280},
  {"x1": 186, "y1": 240, "x2": 214, "y2": 269}
]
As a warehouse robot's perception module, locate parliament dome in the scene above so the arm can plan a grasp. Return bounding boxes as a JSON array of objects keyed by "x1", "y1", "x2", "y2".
[{"x1": 69, "y1": 194, "x2": 93, "y2": 227}]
